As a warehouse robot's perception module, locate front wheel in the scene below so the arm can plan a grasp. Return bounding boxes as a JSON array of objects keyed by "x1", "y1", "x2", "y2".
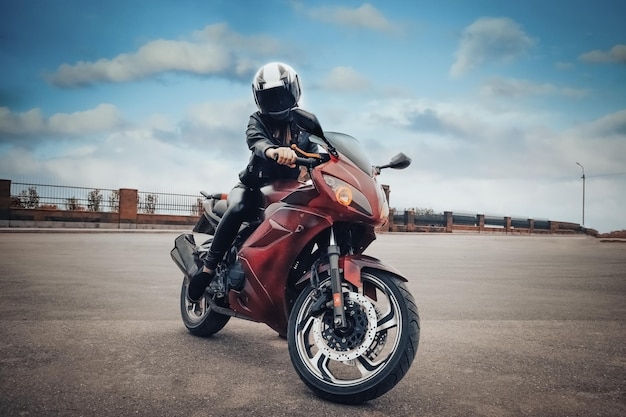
[
  {"x1": 180, "y1": 276, "x2": 230, "y2": 337},
  {"x1": 287, "y1": 270, "x2": 420, "y2": 404}
]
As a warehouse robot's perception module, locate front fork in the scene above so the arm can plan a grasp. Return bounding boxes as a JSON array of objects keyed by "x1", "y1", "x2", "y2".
[{"x1": 328, "y1": 228, "x2": 347, "y2": 329}]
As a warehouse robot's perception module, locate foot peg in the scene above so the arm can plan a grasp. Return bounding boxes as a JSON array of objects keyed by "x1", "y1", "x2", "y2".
[{"x1": 207, "y1": 275, "x2": 226, "y2": 297}]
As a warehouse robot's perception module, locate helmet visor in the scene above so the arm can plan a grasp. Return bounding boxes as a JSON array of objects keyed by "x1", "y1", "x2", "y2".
[{"x1": 256, "y1": 87, "x2": 296, "y2": 114}]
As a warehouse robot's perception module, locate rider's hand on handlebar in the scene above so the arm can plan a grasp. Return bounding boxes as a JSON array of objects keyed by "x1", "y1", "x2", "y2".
[{"x1": 266, "y1": 147, "x2": 297, "y2": 168}]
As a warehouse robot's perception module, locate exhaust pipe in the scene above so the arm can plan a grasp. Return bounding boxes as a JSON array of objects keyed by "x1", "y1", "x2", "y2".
[{"x1": 170, "y1": 234, "x2": 202, "y2": 279}]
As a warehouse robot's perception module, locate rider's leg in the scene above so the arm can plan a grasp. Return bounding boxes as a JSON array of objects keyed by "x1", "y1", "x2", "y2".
[{"x1": 187, "y1": 184, "x2": 261, "y2": 301}]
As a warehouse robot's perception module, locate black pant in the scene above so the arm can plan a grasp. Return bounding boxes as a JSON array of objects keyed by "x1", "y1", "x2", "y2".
[{"x1": 203, "y1": 183, "x2": 262, "y2": 270}]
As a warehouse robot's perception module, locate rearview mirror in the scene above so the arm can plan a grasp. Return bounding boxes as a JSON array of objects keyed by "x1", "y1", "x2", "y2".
[
  {"x1": 388, "y1": 152, "x2": 411, "y2": 169},
  {"x1": 376, "y1": 153, "x2": 411, "y2": 171}
]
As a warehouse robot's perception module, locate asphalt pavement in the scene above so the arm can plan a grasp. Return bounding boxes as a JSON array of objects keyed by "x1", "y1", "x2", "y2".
[{"x1": 0, "y1": 232, "x2": 624, "y2": 417}]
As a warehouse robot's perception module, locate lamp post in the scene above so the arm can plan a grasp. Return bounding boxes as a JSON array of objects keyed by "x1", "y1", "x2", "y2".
[{"x1": 576, "y1": 162, "x2": 585, "y2": 226}]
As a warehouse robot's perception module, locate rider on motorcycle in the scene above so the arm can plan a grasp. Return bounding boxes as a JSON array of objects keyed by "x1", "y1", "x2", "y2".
[{"x1": 187, "y1": 62, "x2": 319, "y2": 302}]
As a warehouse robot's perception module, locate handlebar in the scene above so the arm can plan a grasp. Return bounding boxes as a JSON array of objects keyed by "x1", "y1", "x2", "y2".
[{"x1": 202, "y1": 154, "x2": 328, "y2": 201}]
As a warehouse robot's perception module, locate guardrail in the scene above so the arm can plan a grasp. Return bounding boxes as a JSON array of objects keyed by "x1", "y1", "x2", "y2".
[{"x1": 384, "y1": 208, "x2": 593, "y2": 236}]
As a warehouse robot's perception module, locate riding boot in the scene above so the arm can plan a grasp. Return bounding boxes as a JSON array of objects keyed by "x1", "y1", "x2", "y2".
[{"x1": 187, "y1": 269, "x2": 214, "y2": 302}]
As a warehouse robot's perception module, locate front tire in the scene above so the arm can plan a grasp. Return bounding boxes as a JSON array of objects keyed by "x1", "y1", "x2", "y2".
[
  {"x1": 180, "y1": 276, "x2": 230, "y2": 337},
  {"x1": 287, "y1": 270, "x2": 420, "y2": 404}
]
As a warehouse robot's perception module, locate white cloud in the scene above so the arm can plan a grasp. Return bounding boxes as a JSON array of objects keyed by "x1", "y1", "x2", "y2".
[
  {"x1": 301, "y1": 3, "x2": 397, "y2": 33},
  {"x1": 480, "y1": 77, "x2": 589, "y2": 99},
  {"x1": 47, "y1": 104, "x2": 128, "y2": 135},
  {"x1": 45, "y1": 23, "x2": 285, "y2": 88},
  {"x1": 0, "y1": 104, "x2": 126, "y2": 141},
  {"x1": 0, "y1": 108, "x2": 45, "y2": 136},
  {"x1": 178, "y1": 99, "x2": 257, "y2": 159},
  {"x1": 579, "y1": 44, "x2": 626, "y2": 64},
  {"x1": 450, "y1": 17, "x2": 535, "y2": 78},
  {"x1": 2, "y1": 96, "x2": 624, "y2": 233},
  {"x1": 317, "y1": 67, "x2": 371, "y2": 92},
  {"x1": 0, "y1": 125, "x2": 242, "y2": 194},
  {"x1": 395, "y1": 99, "x2": 624, "y2": 166},
  {"x1": 573, "y1": 109, "x2": 626, "y2": 138}
]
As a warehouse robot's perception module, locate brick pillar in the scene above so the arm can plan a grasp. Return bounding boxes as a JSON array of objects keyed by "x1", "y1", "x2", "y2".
[
  {"x1": 386, "y1": 208, "x2": 393, "y2": 232},
  {"x1": 118, "y1": 188, "x2": 138, "y2": 228},
  {"x1": 528, "y1": 218, "x2": 534, "y2": 234},
  {"x1": 0, "y1": 179, "x2": 10, "y2": 222},
  {"x1": 477, "y1": 214, "x2": 485, "y2": 233},
  {"x1": 505, "y1": 216, "x2": 511, "y2": 234},
  {"x1": 444, "y1": 211, "x2": 453, "y2": 233},
  {"x1": 406, "y1": 209, "x2": 415, "y2": 232},
  {"x1": 549, "y1": 221, "x2": 558, "y2": 234}
]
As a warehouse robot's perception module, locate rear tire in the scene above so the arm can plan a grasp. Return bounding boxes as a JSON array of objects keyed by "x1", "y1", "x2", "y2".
[
  {"x1": 180, "y1": 277, "x2": 230, "y2": 337},
  {"x1": 287, "y1": 270, "x2": 419, "y2": 404}
]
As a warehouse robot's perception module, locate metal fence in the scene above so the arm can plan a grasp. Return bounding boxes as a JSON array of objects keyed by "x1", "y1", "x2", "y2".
[
  {"x1": 453, "y1": 212, "x2": 477, "y2": 226},
  {"x1": 10, "y1": 182, "x2": 201, "y2": 216},
  {"x1": 414, "y1": 213, "x2": 445, "y2": 226},
  {"x1": 9, "y1": 182, "x2": 558, "y2": 229},
  {"x1": 137, "y1": 190, "x2": 202, "y2": 215},
  {"x1": 393, "y1": 210, "x2": 554, "y2": 231}
]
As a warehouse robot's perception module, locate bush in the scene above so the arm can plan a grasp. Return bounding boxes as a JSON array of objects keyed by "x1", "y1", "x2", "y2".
[
  {"x1": 66, "y1": 197, "x2": 85, "y2": 211},
  {"x1": 88, "y1": 189, "x2": 103, "y2": 212}
]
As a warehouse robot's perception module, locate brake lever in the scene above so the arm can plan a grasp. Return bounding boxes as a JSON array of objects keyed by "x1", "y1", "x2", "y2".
[{"x1": 291, "y1": 144, "x2": 322, "y2": 159}]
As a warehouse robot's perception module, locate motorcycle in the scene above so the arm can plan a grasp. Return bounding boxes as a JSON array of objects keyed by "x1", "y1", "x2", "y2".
[{"x1": 170, "y1": 108, "x2": 420, "y2": 404}]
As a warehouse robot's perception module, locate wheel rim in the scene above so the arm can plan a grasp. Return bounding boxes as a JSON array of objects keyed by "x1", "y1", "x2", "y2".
[
  {"x1": 294, "y1": 273, "x2": 404, "y2": 387},
  {"x1": 182, "y1": 279, "x2": 210, "y2": 324}
]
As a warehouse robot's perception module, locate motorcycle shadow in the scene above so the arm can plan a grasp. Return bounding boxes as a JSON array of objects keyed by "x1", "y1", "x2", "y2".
[{"x1": 173, "y1": 321, "x2": 409, "y2": 413}]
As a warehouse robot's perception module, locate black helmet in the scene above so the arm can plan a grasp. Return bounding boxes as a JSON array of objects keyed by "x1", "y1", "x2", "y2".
[{"x1": 252, "y1": 62, "x2": 301, "y2": 119}]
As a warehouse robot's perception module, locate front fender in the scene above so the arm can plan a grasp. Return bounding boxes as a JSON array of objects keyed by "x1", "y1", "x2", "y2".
[{"x1": 340, "y1": 254, "x2": 407, "y2": 288}]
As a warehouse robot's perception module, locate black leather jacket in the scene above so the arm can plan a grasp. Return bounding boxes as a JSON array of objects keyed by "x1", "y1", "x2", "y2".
[{"x1": 238, "y1": 111, "x2": 318, "y2": 188}]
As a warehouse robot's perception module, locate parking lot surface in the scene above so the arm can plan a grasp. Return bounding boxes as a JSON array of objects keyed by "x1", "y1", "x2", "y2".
[{"x1": 0, "y1": 232, "x2": 624, "y2": 416}]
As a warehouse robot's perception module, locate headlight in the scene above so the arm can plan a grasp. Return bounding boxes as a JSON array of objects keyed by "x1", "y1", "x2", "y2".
[{"x1": 323, "y1": 174, "x2": 372, "y2": 215}]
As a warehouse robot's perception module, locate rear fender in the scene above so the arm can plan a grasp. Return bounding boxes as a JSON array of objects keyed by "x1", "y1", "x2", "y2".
[{"x1": 340, "y1": 254, "x2": 407, "y2": 288}]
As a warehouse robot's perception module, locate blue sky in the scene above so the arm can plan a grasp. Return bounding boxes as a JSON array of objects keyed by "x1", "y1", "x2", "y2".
[{"x1": 1, "y1": 0, "x2": 625, "y2": 232}]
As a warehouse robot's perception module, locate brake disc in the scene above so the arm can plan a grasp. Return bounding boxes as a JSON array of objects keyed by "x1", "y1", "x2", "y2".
[{"x1": 312, "y1": 292, "x2": 378, "y2": 361}]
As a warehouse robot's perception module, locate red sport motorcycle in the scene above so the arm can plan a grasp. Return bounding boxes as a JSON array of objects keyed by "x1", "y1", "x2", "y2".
[{"x1": 171, "y1": 109, "x2": 419, "y2": 404}]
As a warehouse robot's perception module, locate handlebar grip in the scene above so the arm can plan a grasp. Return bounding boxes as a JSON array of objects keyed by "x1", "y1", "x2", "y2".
[
  {"x1": 295, "y1": 157, "x2": 319, "y2": 168},
  {"x1": 274, "y1": 153, "x2": 319, "y2": 168}
]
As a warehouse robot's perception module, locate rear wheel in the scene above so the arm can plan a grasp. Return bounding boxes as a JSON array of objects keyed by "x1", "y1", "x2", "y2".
[
  {"x1": 180, "y1": 276, "x2": 230, "y2": 337},
  {"x1": 287, "y1": 270, "x2": 419, "y2": 404}
]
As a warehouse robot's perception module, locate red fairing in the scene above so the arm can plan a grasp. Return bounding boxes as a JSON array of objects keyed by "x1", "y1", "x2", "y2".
[
  {"x1": 230, "y1": 180, "x2": 332, "y2": 332},
  {"x1": 312, "y1": 151, "x2": 387, "y2": 226},
  {"x1": 228, "y1": 153, "x2": 387, "y2": 333}
]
